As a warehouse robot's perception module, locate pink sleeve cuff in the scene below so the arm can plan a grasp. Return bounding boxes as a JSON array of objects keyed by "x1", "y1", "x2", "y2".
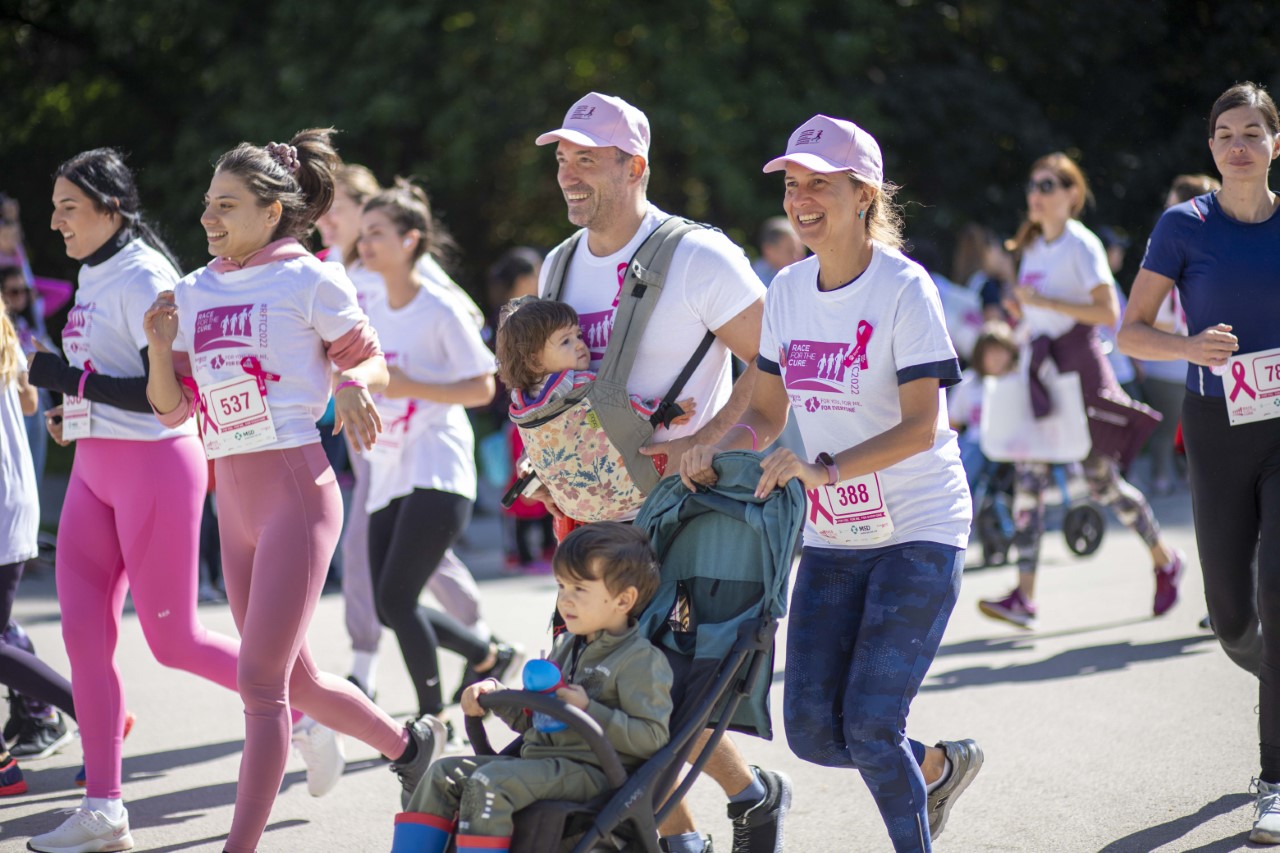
[
  {"x1": 150, "y1": 351, "x2": 196, "y2": 427},
  {"x1": 324, "y1": 320, "x2": 382, "y2": 371}
]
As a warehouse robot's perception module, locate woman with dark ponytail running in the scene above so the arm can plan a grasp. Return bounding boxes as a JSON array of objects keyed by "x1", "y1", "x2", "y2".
[{"x1": 143, "y1": 129, "x2": 439, "y2": 853}]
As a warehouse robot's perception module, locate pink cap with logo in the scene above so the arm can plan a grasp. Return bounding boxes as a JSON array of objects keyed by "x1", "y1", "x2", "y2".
[
  {"x1": 762, "y1": 115, "x2": 883, "y2": 187},
  {"x1": 535, "y1": 92, "x2": 651, "y2": 159}
]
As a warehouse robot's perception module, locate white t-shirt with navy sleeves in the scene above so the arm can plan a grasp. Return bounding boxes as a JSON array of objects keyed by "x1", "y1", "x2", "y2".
[
  {"x1": 173, "y1": 254, "x2": 367, "y2": 452},
  {"x1": 758, "y1": 247, "x2": 971, "y2": 550},
  {"x1": 68, "y1": 238, "x2": 195, "y2": 441}
]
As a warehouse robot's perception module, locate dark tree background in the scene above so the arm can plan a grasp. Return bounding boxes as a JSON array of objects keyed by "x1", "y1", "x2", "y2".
[{"x1": 3, "y1": 0, "x2": 1279, "y2": 304}]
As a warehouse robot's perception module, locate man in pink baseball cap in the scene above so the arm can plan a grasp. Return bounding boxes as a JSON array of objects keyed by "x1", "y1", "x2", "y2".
[{"x1": 531, "y1": 95, "x2": 788, "y2": 853}]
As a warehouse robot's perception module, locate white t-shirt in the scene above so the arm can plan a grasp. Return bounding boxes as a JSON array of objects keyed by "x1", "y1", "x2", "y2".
[
  {"x1": 173, "y1": 254, "x2": 368, "y2": 452},
  {"x1": 0, "y1": 344, "x2": 39, "y2": 564},
  {"x1": 66, "y1": 239, "x2": 194, "y2": 441},
  {"x1": 761, "y1": 249, "x2": 971, "y2": 549},
  {"x1": 1017, "y1": 219, "x2": 1115, "y2": 340},
  {"x1": 947, "y1": 368, "x2": 984, "y2": 431},
  {"x1": 325, "y1": 248, "x2": 484, "y2": 330},
  {"x1": 539, "y1": 204, "x2": 764, "y2": 445},
  {"x1": 364, "y1": 285, "x2": 496, "y2": 512}
]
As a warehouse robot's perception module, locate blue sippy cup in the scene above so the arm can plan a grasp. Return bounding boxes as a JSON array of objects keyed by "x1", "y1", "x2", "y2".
[{"x1": 522, "y1": 658, "x2": 568, "y2": 733}]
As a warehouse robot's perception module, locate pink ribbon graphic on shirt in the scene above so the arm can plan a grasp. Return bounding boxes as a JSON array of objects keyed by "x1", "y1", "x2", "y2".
[
  {"x1": 183, "y1": 376, "x2": 219, "y2": 436},
  {"x1": 1229, "y1": 360, "x2": 1257, "y2": 402},
  {"x1": 843, "y1": 321, "x2": 875, "y2": 370},
  {"x1": 388, "y1": 400, "x2": 418, "y2": 435},
  {"x1": 240, "y1": 356, "x2": 281, "y2": 396}
]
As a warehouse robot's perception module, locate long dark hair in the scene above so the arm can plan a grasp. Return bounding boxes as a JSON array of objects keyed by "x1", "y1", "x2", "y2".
[
  {"x1": 362, "y1": 177, "x2": 460, "y2": 266},
  {"x1": 55, "y1": 148, "x2": 181, "y2": 270},
  {"x1": 215, "y1": 127, "x2": 340, "y2": 243}
]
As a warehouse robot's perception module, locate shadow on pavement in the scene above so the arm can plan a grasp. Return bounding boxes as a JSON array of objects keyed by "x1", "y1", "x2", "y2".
[
  {"x1": 1095, "y1": 792, "x2": 1253, "y2": 852},
  {"x1": 934, "y1": 617, "x2": 1156, "y2": 657},
  {"x1": 922, "y1": 634, "x2": 1219, "y2": 691},
  {"x1": 143, "y1": 819, "x2": 309, "y2": 852}
]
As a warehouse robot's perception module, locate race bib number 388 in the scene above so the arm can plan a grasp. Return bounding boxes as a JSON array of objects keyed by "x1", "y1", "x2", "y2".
[{"x1": 806, "y1": 473, "x2": 894, "y2": 546}]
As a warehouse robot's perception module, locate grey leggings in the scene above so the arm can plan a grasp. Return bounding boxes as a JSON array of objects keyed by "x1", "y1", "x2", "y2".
[{"x1": 1012, "y1": 453, "x2": 1161, "y2": 574}]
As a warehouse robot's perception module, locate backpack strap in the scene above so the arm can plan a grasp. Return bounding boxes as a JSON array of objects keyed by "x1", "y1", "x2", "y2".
[
  {"x1": 649, "y1": 330, "x2": 715, "y2": 428},
  {"x1": 540, "y1": 229, "x2": 585, "y2": 302}
]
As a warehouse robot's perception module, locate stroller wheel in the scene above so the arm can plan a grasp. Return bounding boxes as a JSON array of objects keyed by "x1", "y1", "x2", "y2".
[{"x1": 1063, "y1": 505, "x2": 1104, "y2": 556}]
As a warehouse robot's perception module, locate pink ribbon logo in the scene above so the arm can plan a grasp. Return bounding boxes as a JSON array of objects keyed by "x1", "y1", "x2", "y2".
[
  {"x1": 1229, "y1": 361, "x2": 1257, "y2": 403},
  {"x1": 388, "y1": 400, "x2": 418, "y2": 435},
  {"x1": 240, "y1": 356, "x2": 281, "y2": 396},
  {"x1": 843, "y1": 321, "x2": 875, "y2": 370},
  {"x1": 184, "y1": 376, "x2": 219, "y2": 436},
  {"x1": 807, "y1": 488, "x2": 835, "y2": 524}
]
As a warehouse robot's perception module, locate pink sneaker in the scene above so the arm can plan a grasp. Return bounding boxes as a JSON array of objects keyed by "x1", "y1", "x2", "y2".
[
  {"x1": 1153, "y1": 550, "x2": 1184, "y2": 616},
  {"x1": 978, "y1": 588, "x2": 1037, "y2": 628}
]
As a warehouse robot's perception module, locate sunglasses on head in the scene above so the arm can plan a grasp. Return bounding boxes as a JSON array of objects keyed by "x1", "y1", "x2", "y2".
[{"x1": 1026, "y1": 178, "x2": 1067, "y2": 195}]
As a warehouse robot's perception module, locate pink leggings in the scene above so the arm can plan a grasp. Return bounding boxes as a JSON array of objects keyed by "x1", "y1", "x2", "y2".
[
  {"x1": 216, "y1": 442, "x2": 408, "y2": 853},
  {"x1": 57, "y1": 436, "x2": 243, "y2": 800}
]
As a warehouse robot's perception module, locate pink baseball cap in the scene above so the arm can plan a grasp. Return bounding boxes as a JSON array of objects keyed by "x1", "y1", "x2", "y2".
[
  {"x1": 535, "y1": 92, "x2": 651, "y2": 159},
  {"x1": 762, "y1": 115, "x2": 883, "y2": 187}
]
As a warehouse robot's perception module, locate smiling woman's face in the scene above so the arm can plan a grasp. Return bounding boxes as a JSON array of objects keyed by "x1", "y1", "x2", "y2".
[
  {"x1": 200, "y1": 169, "x2": 279, "y2": 262},
  {"x1": 50, "y1": 177, "x2": 120, "y2": 261}
]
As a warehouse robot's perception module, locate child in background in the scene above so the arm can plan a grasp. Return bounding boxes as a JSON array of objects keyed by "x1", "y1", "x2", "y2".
[
  {"x1": 391, "y1": 522, "x2": 673, "y2": 853},
  {"x1": 496, "y1": 296, "x2": 696, "y2": 428},
  {"x1": 949, "y1": 321, "x2": 1019, "y2": 493}
]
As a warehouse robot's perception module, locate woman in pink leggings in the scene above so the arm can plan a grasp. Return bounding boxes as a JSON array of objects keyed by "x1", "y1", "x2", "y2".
[
  {"x1": 143, "y1": 129, "x2": 440, "y2": 853},
  {"x1": 26, "y1": 148, "x2": 336, "y2": 853}
]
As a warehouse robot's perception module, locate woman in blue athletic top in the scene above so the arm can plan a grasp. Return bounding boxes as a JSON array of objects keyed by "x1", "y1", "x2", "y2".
[{"x1": 1119, "y1": 80, "x2": 1280, "y2": 847}]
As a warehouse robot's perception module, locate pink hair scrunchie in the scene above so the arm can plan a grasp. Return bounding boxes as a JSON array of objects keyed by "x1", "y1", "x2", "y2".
[{"x1": 266, "y1": 142, "x2": 300, "y2": 174}]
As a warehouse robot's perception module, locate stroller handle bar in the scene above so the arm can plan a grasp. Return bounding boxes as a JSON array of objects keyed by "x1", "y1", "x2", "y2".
[{"x1": 468, "y1": 690, "x2": 630, "y2": 789}]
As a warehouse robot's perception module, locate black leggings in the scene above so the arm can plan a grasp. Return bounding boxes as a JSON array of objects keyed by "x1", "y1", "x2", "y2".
[
  {"x1": 0, "y1": 562, "x2": 76, "y2": 719},
  {"x1": 369, "y1": 489, "x2": 490, "y2": 716},
  {"x1": 1182, "y1": 393, "x2": 1280, "y2": 779}
]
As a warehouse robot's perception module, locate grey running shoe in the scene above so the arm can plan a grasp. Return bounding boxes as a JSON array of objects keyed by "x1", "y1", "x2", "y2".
[
  {"x1": 727, "y1": 767, "x2": 791, "y2": 853},
  {"x1": 1251, "y1": 777, "x2": 1280, "y2": 844},
  {"x1": 11, "y1": 711, "x2": 73, "y2": 760},
  {"x1": 927, "y1": 739, "x2": 984, "y2": 839},
  {"x1": 390, "y1": 714, "x2": 446, "y2": 809},
  {"x1": 451, "y1": 641, "x2": 525, "y2": 705}
]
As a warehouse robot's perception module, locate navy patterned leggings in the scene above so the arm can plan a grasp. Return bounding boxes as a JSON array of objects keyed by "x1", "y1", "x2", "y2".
[{"x1": 784, "y1": 542, "x2": 962, "y2": 853}]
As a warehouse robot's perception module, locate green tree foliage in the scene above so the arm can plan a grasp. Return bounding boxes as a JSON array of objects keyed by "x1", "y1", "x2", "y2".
[{"x1": 2, "y1": 0, "x2": 1278, "y2": 298}]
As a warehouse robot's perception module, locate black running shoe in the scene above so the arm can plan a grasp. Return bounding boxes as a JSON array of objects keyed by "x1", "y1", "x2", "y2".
[
  {"x1": 11, "y1": 711, "x2": 73, "y2": 760},
  {"x1": 451, "y1": 642, "x2": 525, "y2": 704},
  {"x1": 727, "y1": 767, "x2": 791, "y2": 853}
]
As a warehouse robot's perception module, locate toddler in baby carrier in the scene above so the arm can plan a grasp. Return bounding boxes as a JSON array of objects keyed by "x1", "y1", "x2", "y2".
[
  {"x1": 463, "y1": 451, "x2": 805, "y2": 852},
  {"x1": 495, "y1": 295, "x2": 701, "y2": 523}
]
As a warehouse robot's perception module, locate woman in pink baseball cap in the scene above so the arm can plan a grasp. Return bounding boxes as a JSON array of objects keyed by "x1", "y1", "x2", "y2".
[{"x1": 680, "y1": 115, "x2": 983, "y2": 851}]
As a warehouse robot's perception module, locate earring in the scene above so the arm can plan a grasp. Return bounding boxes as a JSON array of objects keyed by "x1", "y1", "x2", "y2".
[
  {"x1": 402, "y1": 238, "x2": 412, "y2": 248},
  {"x1": 857, "y1": 209, "x2": 866, "y2": 220}
]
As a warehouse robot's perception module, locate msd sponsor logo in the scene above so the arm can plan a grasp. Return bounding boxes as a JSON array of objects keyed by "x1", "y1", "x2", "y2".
[{"x1": 194, "y1": 304, "x2": 256, "y2": 353}]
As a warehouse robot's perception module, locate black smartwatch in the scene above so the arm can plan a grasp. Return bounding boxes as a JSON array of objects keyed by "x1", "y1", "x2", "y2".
[{"x1": 815, "y1": 452, "x2": 839, "y2": 486}]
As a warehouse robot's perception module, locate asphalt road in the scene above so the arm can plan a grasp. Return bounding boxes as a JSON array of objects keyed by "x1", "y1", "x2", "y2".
[{"x1": 0, "y1": 484, "x2": 1265, "y2": 852}]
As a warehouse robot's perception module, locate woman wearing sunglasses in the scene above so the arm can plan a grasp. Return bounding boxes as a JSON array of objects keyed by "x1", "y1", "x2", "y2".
[{"x1": 977, "y1": 152, "x2": 1182, "y2": 628}]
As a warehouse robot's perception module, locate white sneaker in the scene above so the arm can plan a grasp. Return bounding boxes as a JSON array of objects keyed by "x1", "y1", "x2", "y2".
[
  {"x1": 291, "y1": 716, "x2": 345, "y2": 797},
  {"x1": 1252, "y1": 778, "x2": 1280, "y2": 844},
  {"x1": 27, "y1": 805, "x2": 134, "y2": 852}
]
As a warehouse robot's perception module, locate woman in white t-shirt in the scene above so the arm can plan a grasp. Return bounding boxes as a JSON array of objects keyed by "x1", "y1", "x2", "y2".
[
  {"x1": 681, "y1": 115, "x2": 982, "y2": 852},
  {"x1": 355, "y1": 181, "x2": 515, "y2": 729},
  {"x1": 317, "y1": 164, "x2": 494, "y2": 701},
  {"x1": 143, "y1": 130, "x2": 440, "y2": 853},
  {"x1": 27, "y1": 148, "x2": 322, "y2": 853},
  {"x1": 978, "y1": 153, "x2": 1182, "y2": 630}
]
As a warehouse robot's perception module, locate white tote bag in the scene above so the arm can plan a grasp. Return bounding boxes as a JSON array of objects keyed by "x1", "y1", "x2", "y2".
[{"x1": 979, "y1": 358, "x2": 1091, "y2": 463}]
